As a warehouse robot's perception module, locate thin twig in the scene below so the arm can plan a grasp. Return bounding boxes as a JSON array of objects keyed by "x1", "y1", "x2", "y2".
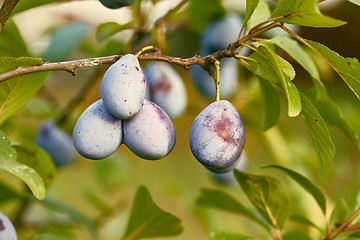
[
  {"x1": 0, "y1": 0, "x2": 19, "y2": 31},
  {"x1": 325, "y1": 207, "x2": 360, "y2": 239}
]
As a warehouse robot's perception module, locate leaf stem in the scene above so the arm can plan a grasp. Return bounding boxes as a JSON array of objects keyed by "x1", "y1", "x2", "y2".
[
  {"x1": 325, "y1": 207, "x2": 360, "y2": 239},
  {"x1": 0, "y1": 0, "x2": 19, "y2": 31}
]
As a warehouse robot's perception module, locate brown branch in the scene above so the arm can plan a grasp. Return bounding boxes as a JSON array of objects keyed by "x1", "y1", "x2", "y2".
[
  {"x1": 0, "y1": 0, "x2": 20, "y2": 31},
  {"x1": 325, "y1": 207, "x2": 360, "y2": 239}
]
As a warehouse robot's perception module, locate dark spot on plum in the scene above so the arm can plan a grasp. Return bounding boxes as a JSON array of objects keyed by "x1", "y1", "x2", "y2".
[
  {"x1": 150, "y1": 74, "x2": 172, "y2": 95},
  {"x1": 0, "y1": 219, "x2": 5, "y2": 231},
  {"x1": 135, "y1": 66, "x2": 139, "y2": 71},
  {"x1": 214, "y1": 117, "x2": 236, "y2": 144}
]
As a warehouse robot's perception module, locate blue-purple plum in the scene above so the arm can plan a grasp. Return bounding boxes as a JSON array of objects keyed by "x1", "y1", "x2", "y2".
[
  {"x1": 73, "y1": 99, "x2": 122, "y2": 160},
  {"x1": 190, "y1": 100, "x2": 245, "y2": 173},
  {"x1": 144, "y1": 62, "x2": 187, "y2": 118},
  {"x1": 36, "y1": 120, "x2": 75, "y2": 167},
  {"x1": 0, "y1": 212, "x2": 18, "y2": 240},
  {"x1": 212, "y1": 152, "x2": 248, "y2": 184},
  {"x1": 123, "y1": 99, "x2": 176, "y2": 160},
  {"x1": 201, "y1": 13, "x2": 247, "y2": 56},
  {"x1": 190, "y1": 58, "x2": 239, "y2": 99},
  {"x1": 99, "y1": 0, "x2": 135, "y2": 9},
  {"x1": 101, "y1": 54, "x2": 146, "y2": 119}
]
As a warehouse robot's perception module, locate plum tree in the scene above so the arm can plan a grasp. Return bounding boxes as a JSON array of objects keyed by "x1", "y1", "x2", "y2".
[
  {"x1": 144, "y1": 62, "x2": 187, "y2": 118},
  {"x1": 0, "y1": 212, "x2": 18, "y2": 240},
  {"x1": 99, "y1": 0, "x2": 135, "y2": 9},
  {"x1": 123, "y1": 99, "x2": 176, "y2": 160},
  {"x1": 36, "y1": 120, "x2": 75, "y2": 167},
  {"x1": 101, "y1": 54, "x2": 146, "y2": 119},
  {"x1": 190, "y1": 100, "x2": 245, "y2": 173},
  {"x1": 73, "y1": 99, "x2": 123, "y2": 160}
]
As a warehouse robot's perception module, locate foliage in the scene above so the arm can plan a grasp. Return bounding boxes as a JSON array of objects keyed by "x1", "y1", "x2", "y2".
[{"x1": 0, "y1": 0, "x2": 359, "y2": 239}]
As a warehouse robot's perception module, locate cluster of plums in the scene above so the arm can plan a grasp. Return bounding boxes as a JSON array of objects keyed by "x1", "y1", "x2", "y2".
[
  {"x1": 73, "y1": 54, "x2": 176, "y2": 160},
  {"x1": 0, "y1": 212, "x2": 18, "y2": 240}
]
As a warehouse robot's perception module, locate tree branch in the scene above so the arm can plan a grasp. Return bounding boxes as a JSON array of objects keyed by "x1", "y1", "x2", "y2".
[
  {"x1": 325, "y1": 207, "x2": 360, "y2": 239},
  {"x1": 0, "y1": 0, "x2": 20, "y2": 31}
]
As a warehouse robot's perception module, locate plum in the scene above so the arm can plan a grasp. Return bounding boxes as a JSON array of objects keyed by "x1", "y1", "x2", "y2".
[
  {"x1": 144, "y1": 62, "x2": 187, "y2": 118},
  {"x1": 212, "y1": 152, "x2": 248, "y2": 184},
  {"x1": 190, "y1": 100, "x2": 245, "y2": 173},
  {"x1": 200, "y1": 13, "x2": 247, "y2": 56},
  {"x1": 101, "y1": 54, "x2": 146, "y2": 119},
  {"x1": 123, "y1": 99, "x2": 176, "y2": 160},
  {"x1": 73, "y1": 99, "x2": 123, "y2": 160},
  {"x1": 99, "y1": 0, "x2": 135, "y2": 9},
  {"x1": 0, "y1": 212, "x2": 18, "y2": 240},
  {"x1": 190, "y1": 58, "x2": 239, "y2": 99},
  {"x1": 36, "y1": 120, "x2": 75, "y2": 167}
]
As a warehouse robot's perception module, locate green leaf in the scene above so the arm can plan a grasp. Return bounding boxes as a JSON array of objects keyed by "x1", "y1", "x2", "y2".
[
  {"x1": 270, "y1": 36, "x2": 326, "y2": 98},
  {"x1": 307, "y1": 40, "x2": 360, "y2": 99},
  {"x1": 13, "y1": 143, "x2": 57, "y2": 188},
  {"x1": 0, "y1": 20, "x2": 28, "y2": 57},
  {"x1": 209, "y1": 231, "x2": 252, "y2": 240},
  {"x1": 38, "y1": 197, "x2": 98, "y2": 238},
  {"x1": 246, "y1": 0, "x2": 270, "y2": 31},
  {"x1": 348, "y1": 0, "x2": 360, "y2": 6},
  {"x1": 234, "y1": 170, "x2": 289, "y2": 229},
  {"x1": 196, "y1": 188, "x2": 267, "y2": 229},
  {"x1": 13, "y1": 0, "x2": 59, "y2": 14},
  {"x1": 44, "y1": 22, "x2": 88, "y2": 62},
  {"x1": 329, "y1": 199, "x2": 349, "y2": 228},
  {"x1": 96, "y1": 22, "x2": 132, "y2": 42},
  {"x1": 300, "y1": 93, "x2": 335, "y2": 175},
  {"x1": 0, "y1": 131, "x2": 46, "y2": 200},
  {"x1": 187, "y1": 0, "x2": 225, "y2": 32},
  {"x1": 257, "y1": 76, "x2": 281, "y2": 130},
  {"x1": 123, "y1": 185, "x2": 183, "y2": 239},
  {"x1": 289, "y1": 214, "x2": 322, "y2": 231},
  {"x1": 262, "y1": 165, "x2": 327, "y2": 214},
  {"x1": 0, "y1": 57, "x2": 48, "y2": 126},
  {"x1": 271, "y1": 0, "x2": 346, "y2": 27},
  {"x1": 306, "y1": 90, "x2": 360, "y2": 151},
  {"x1": 249, "y1": 45, "x2": 301, "y2": 117},
  {"x1": 243, "y1": 0, "x2": 260, "y2": 26}
]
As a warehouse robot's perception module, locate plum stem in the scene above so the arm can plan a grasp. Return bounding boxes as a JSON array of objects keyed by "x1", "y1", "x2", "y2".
[
  {"x1": 214, "y1": 60, "x2": 221, "y2": 102},
  {"x1": 135, "y1": 45, "x2": 157, "y2": 57}
]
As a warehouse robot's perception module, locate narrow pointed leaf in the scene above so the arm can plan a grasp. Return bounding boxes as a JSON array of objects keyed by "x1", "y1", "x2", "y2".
[
  {"x1": 123, "y1": 185, "x2": 183, "y2": 239},
  {"x1": 300, "y1": 93, "x2": 335, "y2": 175},
  {"x1": 96, "y1": 22, "x2": 132, "y2": 42},
  {"x1": 246, "y1": 0, "x2": 270, "y2": 31},
  {"x1": 197, "y1": 188, "x2": 268, "y2": 229},
  {"x1": 0, "y1": 132, "x2": 46, "y2": 200},
  {"x1": 243, "y1": 0, "x2": 260, "y2": 26},
  {"x1": 234, "y1": 170, "x2": 289, "y2": 228},
  {"x1": 0, "y1": 57, "x2": 48, "y2": 126},
  {"x1": 258, "y1": 77, "x2": 281, "y2": 130},
  {"x1": 271, "y1": 0, "x2": 346, "y2": 27},
  {"x1": 262, "y1": 165, "x2": 326, "y2": 214},
  {"x1": 271, "y1": 36, "x2": 327, "y2": 98},
  {"x1": 307, "y1": 40, "x2": 360, "y2": 99},
  {"x1": 249, "y1": 45, "x2": 301, "y2": 117},
  {"x1": 289, "y1": 214, "x2": 322, "y2": 231},
  {"x1": 13, "y1": 143, "x2": 57, "y2": 188}
]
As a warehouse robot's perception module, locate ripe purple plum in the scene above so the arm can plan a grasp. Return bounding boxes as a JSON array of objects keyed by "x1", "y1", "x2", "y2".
[
  {"x1": 73, "y1": 99, "x2": 123, "y2": 160},
  {"x1": 212, "y1": 152, "x2": 248, "y2": 185},
  {"x1": 101, "y1": 54, "x2": 146, "y2": 119},
  {"x1": 200, "y1": 13, "x2": 247, "y2": 56},
  {"x1": 0, "y1": 212, "x2": 18, "y2": 240},
  {"x1": 144, "y1": 62, "x2": 187, "y2": 118},
  {"x1": 36, "y1": 120, "x2": 75, "y2": 167},
  {"x1": 123, "y1": 99, "x2": 176, "y2": 160},
  {"x1": 190, "y1": 58, "x2": 239, "y2": 99},
  {"x1": 190, "y1": 100, "x2": 245, "y2": 173}
]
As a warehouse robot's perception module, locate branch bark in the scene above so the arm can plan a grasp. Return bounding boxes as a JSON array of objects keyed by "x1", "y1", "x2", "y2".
[{"x1": 0, "y1": 0, "x2": 20, "y2": 31}]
